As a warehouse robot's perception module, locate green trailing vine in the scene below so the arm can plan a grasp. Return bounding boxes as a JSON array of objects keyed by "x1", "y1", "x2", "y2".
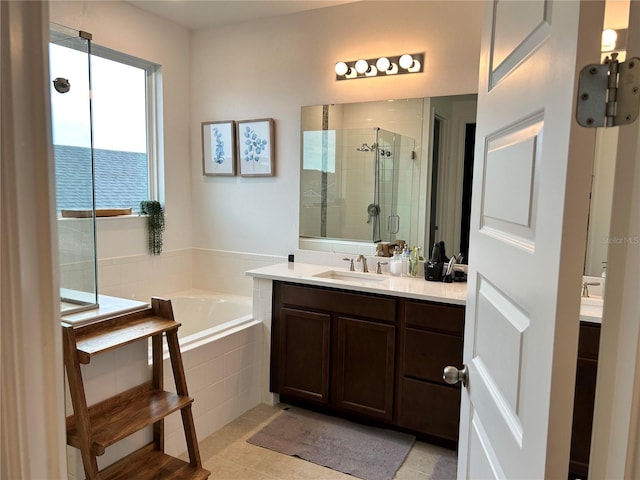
[{"x1": 139, "y1": 200, "x2": 165, "y2": 255}]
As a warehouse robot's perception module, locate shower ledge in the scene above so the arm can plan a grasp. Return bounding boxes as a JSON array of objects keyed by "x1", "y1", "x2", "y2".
[{"x1": 61, "y1": 294, "x2": 148, "y2": 327}]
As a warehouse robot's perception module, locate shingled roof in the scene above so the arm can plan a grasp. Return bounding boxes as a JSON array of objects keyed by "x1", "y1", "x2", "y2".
[{"x1": 54, "y1": 145, "x2": 148, "y2": 212}]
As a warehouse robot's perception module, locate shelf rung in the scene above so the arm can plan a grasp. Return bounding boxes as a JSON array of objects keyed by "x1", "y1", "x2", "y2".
[
  {"x1": 74, "y1": 316, "x2": 180, "y2": 363},
  {"x1": 67, "y1": 389, "x2": 192, "y2": 455},
  {"x1": 98, "y1": 444, "x2": 210, "y2": 480}
]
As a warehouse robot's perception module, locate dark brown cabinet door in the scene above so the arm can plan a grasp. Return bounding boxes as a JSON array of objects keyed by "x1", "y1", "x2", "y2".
[
  {"x1": 569, "y1": 322, "x2": 601, "y2": 479},
  {"x1": 276, "y1": 306, "x2": 331, "y2": 405},
  {"x1": 333, "y1": 315, "x2": 395, "y2": 421}
]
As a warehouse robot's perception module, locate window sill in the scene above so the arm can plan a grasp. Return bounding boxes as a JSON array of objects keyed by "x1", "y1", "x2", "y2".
[{"x1": 57, "y1": 214, "x2": 145, "y2": 221}]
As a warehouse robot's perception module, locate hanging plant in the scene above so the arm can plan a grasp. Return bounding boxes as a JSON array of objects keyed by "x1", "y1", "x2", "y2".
[{"x1": 139, "y1": 200, "x2": 165, "y2": 255}]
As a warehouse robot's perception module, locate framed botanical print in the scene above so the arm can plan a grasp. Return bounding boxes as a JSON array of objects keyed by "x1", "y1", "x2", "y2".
[
  {"x1": 237, "y1": 118, "x2": 275, "y2": 177},
  {"x1": 202, "y1": 120, "x2": 236, "y2": 176}
]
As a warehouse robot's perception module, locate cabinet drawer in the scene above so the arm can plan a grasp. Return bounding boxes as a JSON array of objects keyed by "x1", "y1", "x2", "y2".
[
  {"x1": 277, "y1": 282, "x2": 396, "y2": 323},
  {"x1": 403, "y1": 300, "x2": 464, "y2": 335},
  {"x1": 397, "y1": 377, "x2": 461, "y2": 441},
  {"x1": 403, "y1": 328, "x2": 463, "y2": 383}
]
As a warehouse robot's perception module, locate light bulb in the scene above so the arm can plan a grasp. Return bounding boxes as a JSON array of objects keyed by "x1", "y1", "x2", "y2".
[
  {"x1": 407, "y1": 59, "x2": 421, "y2": 73},
  {"x1": 376, "y1": 57, "x2": 391, "y2": 72},
  {"x1": 335, "y1": 61, "x2": 349, "y2": 76},
  {"x1": 365, "y1": 66, "x2": 378, "y2": 77},
  {"x1": 399, "y1": 54, "x2": 414, "y2": 70},
  {"x1": 602, "y1": 29, "x2": 618, "y2": 51},
  {"x1": 355, "y1": 59, "x2": 370, "y2": 74}
]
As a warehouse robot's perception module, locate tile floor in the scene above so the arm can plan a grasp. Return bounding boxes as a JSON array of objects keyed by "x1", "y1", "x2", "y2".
[{"x1": 191, "y1": 403, "x2": 456, "y2": 479}]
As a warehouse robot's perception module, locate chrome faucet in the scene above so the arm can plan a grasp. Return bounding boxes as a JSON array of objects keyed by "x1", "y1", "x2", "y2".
[
  {"x1": 356, "y1": 254, "x2": 369, "y2": 273},
  {"x1": 343, "y1": 257, "x2": 355, "y2": 271},
  {"x1": 582, "y1": 281, "x2": 600, "y2": 298}
]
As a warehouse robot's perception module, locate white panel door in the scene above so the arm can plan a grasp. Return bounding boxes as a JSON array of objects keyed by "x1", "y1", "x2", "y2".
[{"x1": 456, "y1": 1, "x2": 604, "y2": 478}]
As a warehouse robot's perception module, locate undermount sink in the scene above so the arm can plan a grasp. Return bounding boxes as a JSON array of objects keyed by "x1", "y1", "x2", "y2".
[
  {"x1": 312, "y1": 269, "x2": 389, "y2": 283},
  {"x1": 581, "y1": 296, "x2": 603, "y2": 307}
]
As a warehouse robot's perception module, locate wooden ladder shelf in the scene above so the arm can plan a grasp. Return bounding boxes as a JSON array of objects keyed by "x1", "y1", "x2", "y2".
[{"x1": 62, "y1": 297, "x2": 210, "y2": 480}]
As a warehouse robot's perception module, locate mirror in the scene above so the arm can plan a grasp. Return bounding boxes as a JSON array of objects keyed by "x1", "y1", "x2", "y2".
[
  {"x1": 583, "y1": 0, "x2": 629, "y2": 277},
  {"x1": 300, "y1": 93, "x2": 616, "y2": 275},
  {"x1": 584, "y1": 127, "x2": 617, "y2": 276},
  {"x1": 299, "y1": 95, "x2": 478, "y2": 258}
]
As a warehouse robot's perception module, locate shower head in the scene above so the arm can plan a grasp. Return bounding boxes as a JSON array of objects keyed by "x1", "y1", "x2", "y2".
[
  {"x1": 53, "y1": 77, "x2": 70, "y2": 94},
  {"x1": 357, "y1": 143, "x2": 371, "y2": 152}
]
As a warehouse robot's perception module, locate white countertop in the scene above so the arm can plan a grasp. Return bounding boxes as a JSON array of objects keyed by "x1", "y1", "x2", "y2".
[
  {"x1": 247, "y1": 262, "x2": 603, "y2": 324},
  {"x1": 580, "y1": 296, "x2": 603, "y2": 325},
  {"x1": 246, "y1": 262, "x2": 467, "y2": 305}
]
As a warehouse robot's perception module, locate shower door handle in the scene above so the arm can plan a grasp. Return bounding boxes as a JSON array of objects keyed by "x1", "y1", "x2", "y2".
[{"x1": 388, "y1": 215, "x2": 400, "y2": 234}]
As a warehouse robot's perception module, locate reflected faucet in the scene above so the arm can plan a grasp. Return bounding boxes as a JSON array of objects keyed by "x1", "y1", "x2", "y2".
[
  {"x1": 356, "y1": 255, "x2": 369, "y2": 273},
  {"x1": 582, "y1": 281, "x2": 600, "y2": 298}
]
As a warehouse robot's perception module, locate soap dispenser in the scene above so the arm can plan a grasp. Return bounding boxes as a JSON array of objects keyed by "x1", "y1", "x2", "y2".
[{"x1": 390, "y1": 248, "x2": 403, "y2": 277}]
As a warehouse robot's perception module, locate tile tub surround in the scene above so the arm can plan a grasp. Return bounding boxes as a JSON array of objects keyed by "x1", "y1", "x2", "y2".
[
  {"x1": 162, "y1": 320, "x2": 264, "y2": 457},
  {"x1": 192, "y1": 248, "x2": 285, "y2": 297},
  {"x1": 97, "y1": 248, "x2": 193, "y2": 302}
]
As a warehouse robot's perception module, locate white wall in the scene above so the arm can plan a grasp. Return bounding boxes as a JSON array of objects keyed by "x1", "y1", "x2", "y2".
[{"x1": 191, "y1": 1, "x2": 483, "y2": 257}]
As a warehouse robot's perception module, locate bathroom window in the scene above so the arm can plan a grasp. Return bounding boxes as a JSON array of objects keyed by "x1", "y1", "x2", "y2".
[{"x1": 50, "y1": 43, "x2": 161, "y2": 213}]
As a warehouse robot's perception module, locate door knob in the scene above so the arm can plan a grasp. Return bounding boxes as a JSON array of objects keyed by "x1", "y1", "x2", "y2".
[{"x1": 443, "y1": 365, "x2": 468, "y2": 387}]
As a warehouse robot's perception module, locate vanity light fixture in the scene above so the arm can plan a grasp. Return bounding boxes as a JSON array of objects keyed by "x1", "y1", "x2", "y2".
[
  {"x1": 601, "y1": 28, "x2": 627, "y2": 53},
  {"x1": 334, "y1": 53, "x2": 424, "y2": 80}
]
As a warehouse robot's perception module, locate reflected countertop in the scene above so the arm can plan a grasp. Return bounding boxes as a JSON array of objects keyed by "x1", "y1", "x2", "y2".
[{"x1": 246, "y1": 262, "x2": 467, "y2": 306}]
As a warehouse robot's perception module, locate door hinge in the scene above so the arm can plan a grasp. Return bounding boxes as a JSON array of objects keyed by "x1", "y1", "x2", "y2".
[{"x1": 576, "y1": 53, "x2": 640, "y2": 128}]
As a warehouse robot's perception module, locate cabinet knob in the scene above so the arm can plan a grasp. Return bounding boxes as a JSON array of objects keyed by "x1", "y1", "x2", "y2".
[{"x1": 443, "y1": 365, "x2": 468, "y2": 387}]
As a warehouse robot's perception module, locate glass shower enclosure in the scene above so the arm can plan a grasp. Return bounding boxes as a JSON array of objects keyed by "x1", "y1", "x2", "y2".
[
  {"x1": 49, "y1": 23, "x2": 98, "y2": 314},
  {"x1": 300, "y1": 126, "x2": 415, "y2": 244}
]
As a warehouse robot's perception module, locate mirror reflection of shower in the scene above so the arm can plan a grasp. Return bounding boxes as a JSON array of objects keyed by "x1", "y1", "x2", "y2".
[
  {"x1": 358, "y1": 129, "x2": 383, "y2": 243},
  {"x1": 300, "y1": 125, "x2": 411, "y2": 244}
]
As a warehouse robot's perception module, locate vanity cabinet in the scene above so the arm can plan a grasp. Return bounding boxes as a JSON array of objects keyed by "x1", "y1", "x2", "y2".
[
  {"x1": 569, "y1": 321, "x2": 601, "y2": 479},
  {"x1": 271, "y1": 280, "x2": 465, "y2": 445},
  {"x1": 396, "y1": 300, "x2": 465, "y2": 445},
  {"x1": 272, "y1": 281, "x2": 396, "y2": 421}
]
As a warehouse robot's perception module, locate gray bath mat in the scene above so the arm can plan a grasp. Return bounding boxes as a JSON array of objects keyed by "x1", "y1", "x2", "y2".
[
  {"x1": 247, "y1": 407, "x2": 415, "y2": 480},
  {"x1": 431, "y1": 452, "x2": 458, "y2": 480}
]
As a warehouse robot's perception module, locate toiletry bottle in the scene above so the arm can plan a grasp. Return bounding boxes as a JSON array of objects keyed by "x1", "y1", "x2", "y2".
[
  {"x1": 402, "y1": 245, "x2": 411, "y2": 276},
  {"x1": 390, "y1": 248, "x2": 402, "y2": 276},
  {"x1": 411, "y1": 247, "x2": 419, "y2": 277}
]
